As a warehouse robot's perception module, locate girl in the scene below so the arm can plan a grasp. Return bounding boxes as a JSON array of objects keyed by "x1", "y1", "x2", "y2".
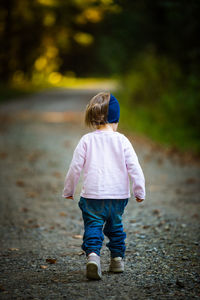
[{"x1": 63, "y1": 92, "x2": 145, "y2": 280}]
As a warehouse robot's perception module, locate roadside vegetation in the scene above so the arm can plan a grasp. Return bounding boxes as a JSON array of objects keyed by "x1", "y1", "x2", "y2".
[{"x1": 119, "y1": 52, "x2": 200, "y2": 154}]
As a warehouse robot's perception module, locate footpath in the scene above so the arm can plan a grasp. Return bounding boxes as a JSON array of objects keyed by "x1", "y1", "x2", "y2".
[{"x1": 0, "y1": 89, "x2": 199, "y2": 299}]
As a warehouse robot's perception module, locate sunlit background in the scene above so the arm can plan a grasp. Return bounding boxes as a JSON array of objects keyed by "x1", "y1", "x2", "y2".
[{"x1": 0, "y1": 0, "x2": 200, "y2": 153}]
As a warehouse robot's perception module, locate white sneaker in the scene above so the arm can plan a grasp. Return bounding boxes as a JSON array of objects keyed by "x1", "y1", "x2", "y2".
[
  {"x1": 86, "y1": 253, "x2": 102, "y2": 280},
  {"x1": 109, "y1": 257, "x2": 124, "y2": 273}
]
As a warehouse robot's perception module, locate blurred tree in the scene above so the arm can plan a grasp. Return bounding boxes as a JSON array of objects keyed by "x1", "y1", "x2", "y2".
[
  {"x1": 0, "y1": 0, "x2": 200, "y2": 82},
  {"x1": 96, "y1": 0, "x2": 200, "y2": 75}
]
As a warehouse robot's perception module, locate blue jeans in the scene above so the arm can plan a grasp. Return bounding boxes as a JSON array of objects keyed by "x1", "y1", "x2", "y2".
[{"x1": 78, "y1": 197, "x2": 128, "y2": 258}]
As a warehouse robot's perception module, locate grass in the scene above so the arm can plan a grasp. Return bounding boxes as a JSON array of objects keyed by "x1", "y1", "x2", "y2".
[
  {"x1": 120, "y1": 103, "x2": 200, "y2": 155},
  {"x1": 117, "y1": 51, "x2": 200, "y2": 155}
]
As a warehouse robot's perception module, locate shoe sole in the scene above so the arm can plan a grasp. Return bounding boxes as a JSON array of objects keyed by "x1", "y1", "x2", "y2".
[
  {"x1": 86, "y1": 262, "x2": 102, "y2": 280},
  {"x1": 109, "y1": 267, "x2": 124, "y2": 273}
]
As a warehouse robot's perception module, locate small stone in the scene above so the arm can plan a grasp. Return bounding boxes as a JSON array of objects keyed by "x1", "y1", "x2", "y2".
[
  {"x1": 154, "y1": 227, "x2": 161, "y2": 234},
  {"x1": 182, "y1": 256, "x2": 189, "y2": 261},
  {"x1": 140, "y1": 235, "x2": 146, "y2": 239},
  {"x1": 164, "y1": 225, "x2": 170, "y2": 231},
  {"x1": 176, "y1": 279, "x2": 185, "y2": 288},
  {"x1": 157, "y1": 220, "x2": 165, "y2": 227},
  {"x1": 181, "y1": 224, "x2": 187, "y2": 228}
]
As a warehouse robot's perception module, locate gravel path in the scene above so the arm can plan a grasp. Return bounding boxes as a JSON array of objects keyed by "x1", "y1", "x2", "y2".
[{"x1": 0, "y1": 89, "x2": 200, "y2": 299}]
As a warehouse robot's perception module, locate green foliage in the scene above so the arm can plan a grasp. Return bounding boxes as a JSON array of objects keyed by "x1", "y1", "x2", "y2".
[{"x1": 120, "y1": 52, "x2": 200, "y2": 154}]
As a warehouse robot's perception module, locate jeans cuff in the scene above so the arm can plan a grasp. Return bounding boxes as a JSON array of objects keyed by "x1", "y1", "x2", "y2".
[
  {"x1": 111, "y1": 252, "x2": 124, "y2": 258},
  {"x1": 85, "y1": 249, "x2": 100, "y2": 256}
]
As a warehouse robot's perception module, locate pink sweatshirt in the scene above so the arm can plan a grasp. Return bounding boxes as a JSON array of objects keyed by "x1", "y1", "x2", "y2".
[{"x1": 63, "y1": 130, "x2": 145, "y2": 200}]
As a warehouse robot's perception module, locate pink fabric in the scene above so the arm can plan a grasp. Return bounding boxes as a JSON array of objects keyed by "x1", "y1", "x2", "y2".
[{"x1": 63, "y1": 130, "x2": 145, "y2": 200}]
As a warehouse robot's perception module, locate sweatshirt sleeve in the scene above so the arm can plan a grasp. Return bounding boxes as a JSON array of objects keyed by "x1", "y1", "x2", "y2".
[
  {"x1": 62, "y1": 136, "x2": 86, "y2": 198},
  {"x1": 124, "y1": 136, "x2": 146, "y2": 200}
]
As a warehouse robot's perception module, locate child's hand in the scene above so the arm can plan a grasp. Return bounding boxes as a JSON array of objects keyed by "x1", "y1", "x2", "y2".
[
  {"x1": 65, "y1": 196, "x2": 73, "y2": 200},
  {"x1": 136, "y1": 197, "x2": 144, "y2": 202}
]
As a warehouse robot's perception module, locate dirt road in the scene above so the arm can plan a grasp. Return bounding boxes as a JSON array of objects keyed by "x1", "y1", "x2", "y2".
[{"x1": 0, "y1": 89, "x2": 199, "y2": 299}]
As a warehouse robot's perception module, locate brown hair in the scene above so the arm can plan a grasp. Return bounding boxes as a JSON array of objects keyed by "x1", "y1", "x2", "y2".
[{"x1": 85, "y1": 92, "x2": 110, "y2": 128}]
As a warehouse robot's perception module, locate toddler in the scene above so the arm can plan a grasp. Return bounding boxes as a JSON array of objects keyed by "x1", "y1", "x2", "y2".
[{"x1": 63, "y1": 92, "x2": 145, "y2": 280}]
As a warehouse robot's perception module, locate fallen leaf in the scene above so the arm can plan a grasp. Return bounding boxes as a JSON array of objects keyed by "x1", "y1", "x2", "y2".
[
  {"x1": 78, "y1": 251, "x2": 85, "y2": 256},
  {"x1": 46, "y1": 258, "x2": 57, "y2": 264},
  {"x1": 157, "y1": 158, "x2": 163, "y2": 165},
  {"x1": 27, "y1": 151, "x2": 42, "y2": 162},
  {"x1": 31, "y1": 224, "x2": 40, "y2": 228},
  {"x1": 52, "y1": 171, "x2": 62, "y2": 178},
  {"x1": 192, "y1": 213, "x2": 199, "y2": 219},
  {"x1": 40, "y1": 265, "x2": 48, "y2": 269},
  {"x1": 144, "y1": 154, "x2": 151, "y2": 162},
  {"x1": 21, "y1": 207, "x2": 28, "y2": 213},
  {"x1": 72, "y1": 234, "x2": 82, "y2": 239},
  {"x1": 59, "y1": 212, "x2": 67, "y2": 217},
  {"x1": 27, "y1": 219, "x2": 34, "y2": 223},
  {"x1": 8, "y1": 248, "x2": 19, "y2": 251},
  {"x1": 63, "y1": 140, "x2": 71, "y2": 148},
  {"x1": 152, "y1": 209, "x2": 160, "y2": 215},
  {"x1": 0, "y1": 152, "x2": 8, "y2": 159},
  {"x1": 130, "y1": 220, "x2": 136, "y2": 223},
  {"x1": 185, "y1": 177, "x2": 196, "y2": 184},
  {"x1": 0, "y1": 284, "x2": 5, "y2": 291},
  {"x1": 26, "y1": 191, "x2": 37, "y2": 198},
  {"x1": 16, "y1": 180, "x2": 25, "y2": 187},
  {"x1": 143, "y1": 225, "x2": 150, "y2": 229},
  {"x1": 51, "y1": 278, "x2": 60, "y2": 283}
]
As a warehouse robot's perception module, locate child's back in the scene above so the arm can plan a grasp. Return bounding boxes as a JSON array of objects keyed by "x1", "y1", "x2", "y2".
[
  {"x1": 63, "y1": 92, "x2": 145, "y2": 280},
  {"x1": 64, "y1": 129, "x2": 145, "y2": 200}
]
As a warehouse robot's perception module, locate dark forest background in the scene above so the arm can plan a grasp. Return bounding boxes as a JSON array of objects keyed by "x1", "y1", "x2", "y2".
[{"x1": 0, "y1": 0, "x2": 200, "y2": 153}]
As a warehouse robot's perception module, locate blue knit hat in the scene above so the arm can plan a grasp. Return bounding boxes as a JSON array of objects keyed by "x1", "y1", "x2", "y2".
[{"x1": 107, "y1": 94, "x2": 120, "y2": 123}]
